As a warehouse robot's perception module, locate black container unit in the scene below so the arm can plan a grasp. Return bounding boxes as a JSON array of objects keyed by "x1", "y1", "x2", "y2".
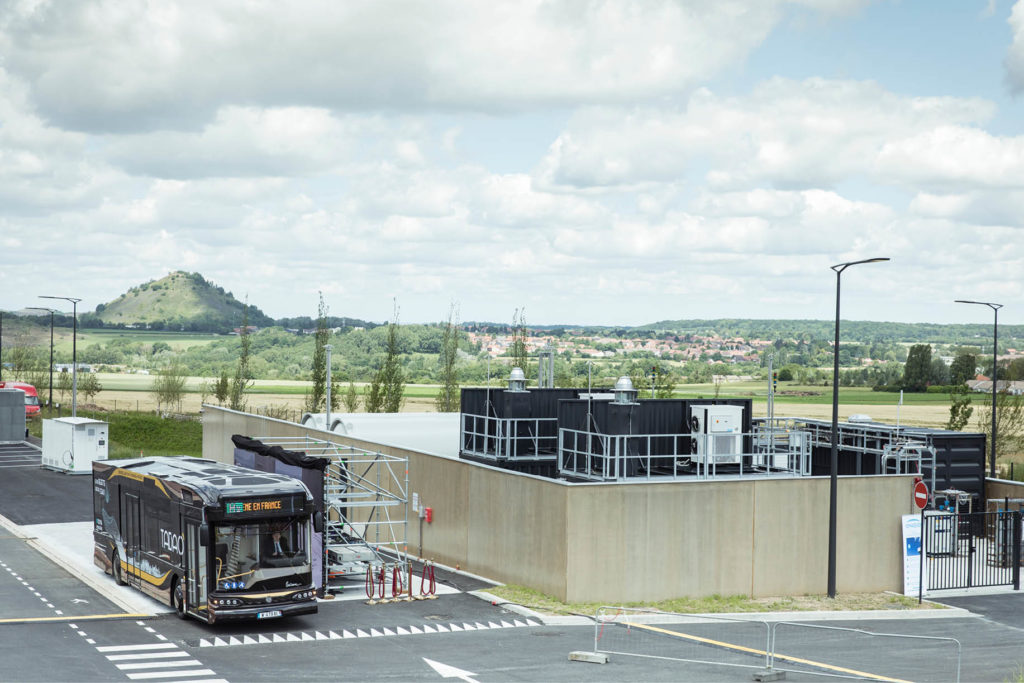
[
  {"x1": 459, "y1": 387, "x2": 579, "y2": 476},
  {"x1": 906, "y1": 428, "x2": 986, "y2": 499},
  {"x1": 558, "y1": 398, "x2": 753, "y2": 480},
  {"x1": 558, "y1": 398, "x2": 643, "y2": 478}
]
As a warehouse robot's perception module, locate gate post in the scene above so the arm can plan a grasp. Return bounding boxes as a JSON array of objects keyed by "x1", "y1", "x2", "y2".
[
  {"x1": 919, "y1": 508, "x2": 926, "y2": 604},
  {"x1": 1014, "y1": 511, "x2": 1022, "y2": 591}
]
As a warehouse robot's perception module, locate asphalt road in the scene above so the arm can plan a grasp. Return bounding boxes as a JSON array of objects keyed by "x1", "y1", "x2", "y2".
[{"x1": 1, "y1": 454, "x2": 1024, "y2": 681}]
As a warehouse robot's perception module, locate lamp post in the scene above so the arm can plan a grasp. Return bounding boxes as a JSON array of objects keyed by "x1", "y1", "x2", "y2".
[
  {"x1": 26, "y1": 307, "x2": 55, "y2": 408},
  {"x1": 828, "y1": 257, "x2": 889, "y2": 599},
  {"x1": 955, "y1": 300, "x2": 1003, "y2": 478},
  {"x1": 40, "y1": 296, "x2": 81, "y2": 418}
]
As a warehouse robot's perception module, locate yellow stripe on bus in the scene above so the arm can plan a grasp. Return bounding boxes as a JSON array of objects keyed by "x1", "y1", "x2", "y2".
[
  {"x1": 109, "y1": 469, "x2": 172, "y2": 498},
  {"x1": 621, "y1": 621, "x2": 911, "y2": 683},
  {"x1": 120, "y1": 560, "x2": 172, "y2": 586}
]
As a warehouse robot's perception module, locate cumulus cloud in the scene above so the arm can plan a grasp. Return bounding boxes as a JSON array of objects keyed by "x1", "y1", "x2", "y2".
[
  {"x1": 1005, "y1": 0, "x2": 1024, "y2": 93},
  {"x1": 0, "y1": 1, "x2": 1021, "y2": 325},
  {"x1": 103, "y1": 107, "x2": 367, "y2": 179},
  {"x1": 0, "y1": 0, "x2": 854, "y2": 133},
  {"x1": 536, "y1": 78, "x2": 997, "y2": 192}
]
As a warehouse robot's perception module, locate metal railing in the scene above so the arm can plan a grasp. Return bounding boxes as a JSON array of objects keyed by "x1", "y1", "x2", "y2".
[
  {"x1": 460, "y1": 414, "x2": 559, "y2": 462},
  {"x1": 592, "y1": 607, "x2": 771, "y2": 675},
  {"x1": 769, "y1": 622, "x2": 961, "y2": 682},
  {"x1": 558, "y1": 428, "x2": 812, "y2": 482},
  {"x1": 585, "y1": 607, "x2": 962, "y2": 682},
  {"x1": 754, "y1": 416, "x2": 938, "y2": 491}
]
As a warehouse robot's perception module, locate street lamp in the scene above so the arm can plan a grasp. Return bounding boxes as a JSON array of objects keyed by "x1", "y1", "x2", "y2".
[
  {"x1": 828, "y1": 257, "x2": 889, "y2": 599},
  {"x1": 26, "y1": 307, "x2": 55, "y2": 408},
  {"x1": 40, "y1": 296, "x2": 81, "y2": 418},
  {"x1": 955, "y1": 300, "x2": 1003, "y2": 478}
]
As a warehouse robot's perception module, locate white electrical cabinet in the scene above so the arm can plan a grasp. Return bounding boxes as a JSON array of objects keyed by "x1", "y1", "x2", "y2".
[
  {"x1": 690, "y1": 405, "x2": 744, "y2": 465},
  {"x1": 42, "y1": 417, "x2": 108, "y2": 475}
]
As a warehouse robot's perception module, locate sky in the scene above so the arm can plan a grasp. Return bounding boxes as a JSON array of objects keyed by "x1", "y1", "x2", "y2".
[{"x1": 1, "y1": 0, "x2": 1023, "y2": 327}]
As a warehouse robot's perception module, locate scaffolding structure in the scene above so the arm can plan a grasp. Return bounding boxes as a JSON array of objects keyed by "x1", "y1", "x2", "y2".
[{"x1": 255, "y1": 436, "x2": 409, "y2": 595}]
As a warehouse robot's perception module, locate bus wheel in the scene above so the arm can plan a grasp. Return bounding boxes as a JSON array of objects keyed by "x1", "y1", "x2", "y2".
[
  {"x1": 112, "y1": 555, "x2": 126, "y2": 586},
  {"x1": 172, "y1": 579, "x2": 187, "y2": 619}
]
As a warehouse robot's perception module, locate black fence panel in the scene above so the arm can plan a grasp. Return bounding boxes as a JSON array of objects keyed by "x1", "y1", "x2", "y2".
[{"x1": 923, "y1": 510, "x2": 1022, "y2": 591}]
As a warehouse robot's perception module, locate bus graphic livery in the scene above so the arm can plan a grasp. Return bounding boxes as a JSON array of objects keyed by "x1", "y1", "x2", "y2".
[{"x1": 93, "y1": 456, "x2": 320, "y2": 623}]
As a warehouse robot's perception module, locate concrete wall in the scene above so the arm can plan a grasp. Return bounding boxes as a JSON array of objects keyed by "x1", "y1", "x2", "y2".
[
  {"x1": 985, "y1": 478, "x2": 1024, "y2": 505},
  {"x1": 203, "y1": 406, "x2": 913, "y2": 602}
]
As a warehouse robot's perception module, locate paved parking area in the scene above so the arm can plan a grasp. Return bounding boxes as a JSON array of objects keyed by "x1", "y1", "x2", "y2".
[{"x1": 0, "y1": 441, "x2": 41, "y2": 471}]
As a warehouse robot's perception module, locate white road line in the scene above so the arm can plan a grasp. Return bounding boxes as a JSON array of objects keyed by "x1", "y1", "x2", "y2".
[
  {"x1": 97, "y1": 643, "x2": 180, "y2": 653},
  {"x1": 125, "y1": 669, "x2": 215, "y2": 680},
  {"x1": 117, "y1": 660, "x2": 202, "y2": 671},
  {"x1": 106, "y1": 652, "x2": 192, "y2": 662}
]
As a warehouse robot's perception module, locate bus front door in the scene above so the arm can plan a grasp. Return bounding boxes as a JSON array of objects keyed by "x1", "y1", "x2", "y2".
[
  {"x1": 123, "y1": 494, "x2": 141, "y2": 587},
  {"x1": 185, "y1": 521, "x2": 207, "y2": 617}
]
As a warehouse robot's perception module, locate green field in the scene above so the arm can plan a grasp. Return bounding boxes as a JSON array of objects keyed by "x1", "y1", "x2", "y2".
[
  {"x1": 673, "y1": 381, "x2": 954, "y2": 406},
  {"x1": 29, "y1": 406, "x2": 201, "y2": 459},
  {"x1": 54, "y1": 329, "x2": 224, "y2": 354},
  {"x1": 81, "y1": 373, "x2": 955, "y2": 407}
]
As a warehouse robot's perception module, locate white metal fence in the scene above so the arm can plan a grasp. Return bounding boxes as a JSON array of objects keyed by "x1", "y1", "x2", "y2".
[{"x1": 588, "y1": 608, "x2": 961, "y2": 682}]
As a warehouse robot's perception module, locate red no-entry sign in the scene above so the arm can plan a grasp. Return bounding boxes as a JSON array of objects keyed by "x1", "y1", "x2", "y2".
[{"x1": 913, "y1": 480, "x2": 929, "y2": 509}]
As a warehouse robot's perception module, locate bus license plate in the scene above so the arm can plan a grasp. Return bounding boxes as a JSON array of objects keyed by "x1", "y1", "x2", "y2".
[{"x1": 257, "y1": 610, "x2": 282, "y2": 620}]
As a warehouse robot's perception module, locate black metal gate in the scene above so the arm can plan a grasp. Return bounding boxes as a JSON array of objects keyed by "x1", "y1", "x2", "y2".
[{"x1": 923, "y1": 509, "x2": 1022, "y2": 590}]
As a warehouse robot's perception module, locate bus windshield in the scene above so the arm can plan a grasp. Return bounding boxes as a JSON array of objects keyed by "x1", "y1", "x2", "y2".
[{"x1": 213, "y1": 517, "x2": 311, "y2": 592}]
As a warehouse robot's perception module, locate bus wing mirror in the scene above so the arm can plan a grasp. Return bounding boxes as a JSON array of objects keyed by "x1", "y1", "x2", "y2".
[
  {"x1": 313, "y1": 513, "x2": 323, "y2": 534},
  {"x1": 199, "y1": 524, "x2": 210, "y2": 547}
]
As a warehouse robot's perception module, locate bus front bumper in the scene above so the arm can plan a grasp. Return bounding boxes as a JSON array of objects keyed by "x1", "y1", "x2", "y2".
[{"x1": 207, "y1": 600, "x2": 318, "y2": 623}]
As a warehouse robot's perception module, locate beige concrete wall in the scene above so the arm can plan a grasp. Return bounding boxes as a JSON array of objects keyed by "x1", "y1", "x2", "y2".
[
  {"x1": 985, "y1": 478, "x2": 1024, "y2": 505},
  {"x1": 563, "y1": 475, "x2": 911, "y2": 602},
  {"x1": 203, "y1": 406, "x2": 912, "y2": 602}
]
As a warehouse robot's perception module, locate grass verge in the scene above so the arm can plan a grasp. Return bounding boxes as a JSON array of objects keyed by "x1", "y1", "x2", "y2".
[
  {"x1": 29, "y1": 407, "x2": 202, "y2": 459},
  {"x1": 485, "y1": 585, "x2": 939, "y2": 616}
]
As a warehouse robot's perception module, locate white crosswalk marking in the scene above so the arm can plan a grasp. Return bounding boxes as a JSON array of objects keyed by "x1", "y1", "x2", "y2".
[
  {"x1": 98, "y1": 644, "x2": 179, "y2": 653},
  {"x1": 125, "y1": 669, "x2": 216, "y2": 680},
  {"x1": 117, "y1": 661, "x2": 203, "y2": 671},
  {"x1": 106, "y1": 653, "x2": 192, "y2": 662},
  {"x1": 99, "y1": 640, "x2": 223, "y2": 682}
]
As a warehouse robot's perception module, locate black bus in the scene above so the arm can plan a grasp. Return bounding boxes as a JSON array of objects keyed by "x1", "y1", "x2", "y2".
[{"x1": 93, "y1": 456, "x2": 319, "y2": 624}]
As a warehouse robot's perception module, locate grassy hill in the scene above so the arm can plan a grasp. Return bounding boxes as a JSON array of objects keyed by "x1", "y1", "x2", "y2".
[{"x1": 94, "y1": 271, "x2": 273, "y2": 332}]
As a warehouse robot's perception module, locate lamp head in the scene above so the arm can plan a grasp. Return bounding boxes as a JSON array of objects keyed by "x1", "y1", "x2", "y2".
[{"x1": 830, "y1": 257, "x2": 890, "y2": 273}]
